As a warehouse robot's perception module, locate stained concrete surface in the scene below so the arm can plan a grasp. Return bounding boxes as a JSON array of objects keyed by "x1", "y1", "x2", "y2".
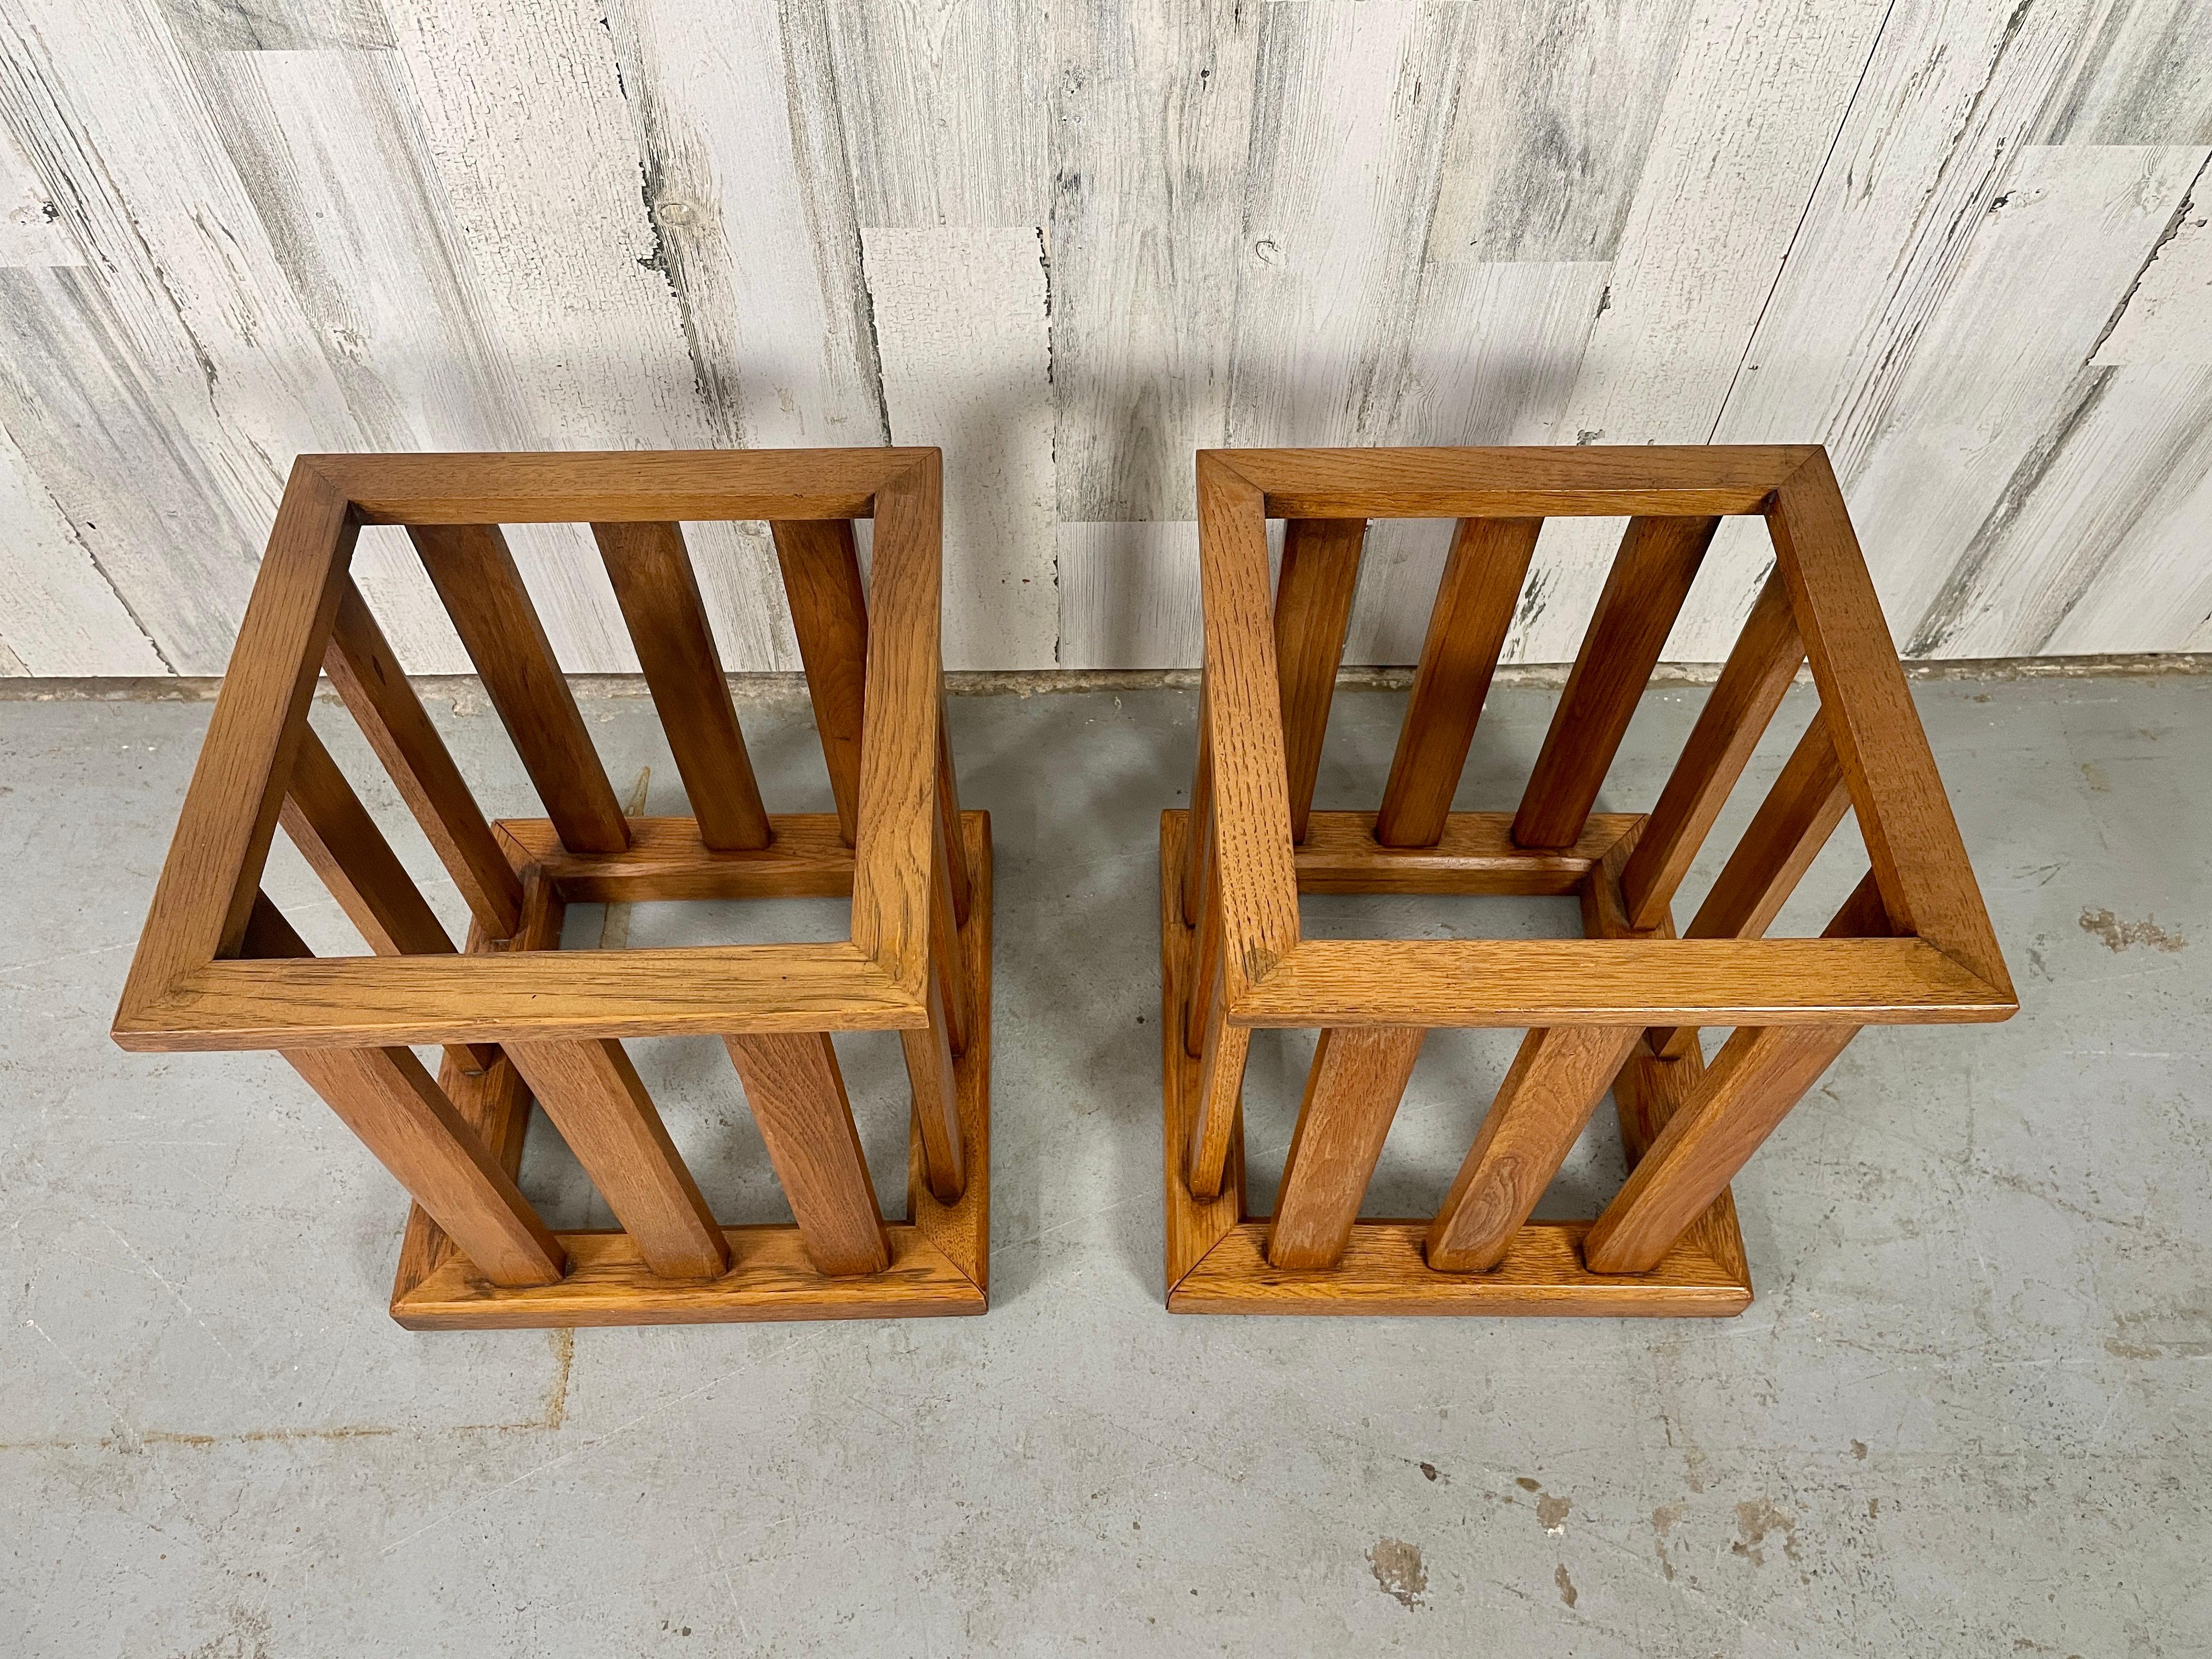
[{"x1": 2, "y1": 675, "x2": 2207, "y2": 1656}]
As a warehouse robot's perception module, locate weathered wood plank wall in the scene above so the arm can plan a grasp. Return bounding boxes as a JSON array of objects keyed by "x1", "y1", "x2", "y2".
[{"x1": 0, "y1": 0, "x2": 2205, "y2": 675}]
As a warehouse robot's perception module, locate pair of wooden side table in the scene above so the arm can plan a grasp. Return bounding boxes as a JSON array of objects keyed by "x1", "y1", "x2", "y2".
[{"x1": 111, "y1": 446, "x2": 2015, "y2": 1331}]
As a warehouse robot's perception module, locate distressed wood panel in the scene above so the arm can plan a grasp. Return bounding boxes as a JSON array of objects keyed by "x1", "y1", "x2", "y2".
[
  {"x1": 0, "y1": 420, "x2": 166, "y2": 674},
  {"x1": 1057, "y1": 520, "x2": 1202, "y2": 670},
  {"x1": 2093, "y1": 180, "x2": 2212, "y2": 365},
  {"x1": 862, "y1": 225, "x2": 1057, "y2": 670},
  {"x1": 2038, "y1": 0, "x2": 2212, "y2": 144},
  {"x1": 0, "y1": 116, "x2": 80, "y2": 264}
]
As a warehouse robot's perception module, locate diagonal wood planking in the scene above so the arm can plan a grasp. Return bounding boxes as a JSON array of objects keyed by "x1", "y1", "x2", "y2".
[{"x1": 2, "y1": 0, "x2": 2212, "y2": 676}]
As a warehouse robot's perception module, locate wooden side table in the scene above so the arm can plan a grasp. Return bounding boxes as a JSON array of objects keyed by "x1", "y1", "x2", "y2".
[
  {"x1": 1165, "y1": 445, "x2": 2016, "y2": 1315},
  {"x1": 114, "y1": 449, "x2": 989, "y2": 1329}
]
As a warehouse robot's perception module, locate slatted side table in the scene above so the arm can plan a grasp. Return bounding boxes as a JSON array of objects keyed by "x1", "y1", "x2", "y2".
[
  {"x1": 1165, "y1": 445, "x2": 2016, "y2": 1315},
  {"x1": 114, "y1": 449, "x2": 989, "y2": 1329}
]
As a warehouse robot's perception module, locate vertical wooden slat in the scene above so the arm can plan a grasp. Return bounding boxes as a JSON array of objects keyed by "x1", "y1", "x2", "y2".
[
  {"x1": 1583, "y1": 1023, "x2": 1858, "y2": 1273},
  {"x1": 1619, "y1": 567, "x2": 1804, "y2": 928},
  {"x1": 592, "y1": 520, "x2": 771, "y2": 850},
  {"x1": 771, "y1": 518, "x2": 870, "y2": 847},
  {"x1": 1274, "y1": 517, "x2": 1368, "y2": 843},
  {"x1": 1374, "y1": 517, "x2": 1542, "y2": 848},
  {"x1": 324, "y1": 580, "x2": 524, "y2": 939},
  {"x1": 1648, "y1": 716, "x2": 1850, "y2": 1060},
  {"x1": 1513, "y1": 514, "x2": 1718, "y2": 848},
  {"x1": 409, "y1": 523, "x2": 630, "y2": 854},
  {"x1": 1768, "y1": 453, "x2": 2012, "y2": 996},
  {"x1": 501, "y1": 1038, "x2": 729, "y2": 1278},
  {"x1": 248, "y1": 893, "x2": 562, "y2": 1288},
  {"x1": 1266, "y1": 1026, "x2": 1425, "y2": 1269},
  {"x1": 1184, "y1": 955, "x2": 1251, "y2": 1203},
  {"x1": 279, "y1": 725, "x2": 493, "y2": 1074},
  {"x1": 1184, "y1": 840, "x2": 1220, "y2": 1059},
  {"x1": 936, "y1": 700, "x2": 970, "y2": 927},
  {"x1": 900, "y1": 966, "x2": 966, "y2": 1205},
  {"x1": 930, "y1": 804, "x2": 970, "y2": 1058},
  {"x1": 724, "y1": 1032, "x2": 891, "y2": 1277},
  {"x1": 1181, "y1": 690, "x2": 1212, "y2": 926},
  {"x1": 1424, "y1": 1025, "x2": 1644, "y2": 1272}
]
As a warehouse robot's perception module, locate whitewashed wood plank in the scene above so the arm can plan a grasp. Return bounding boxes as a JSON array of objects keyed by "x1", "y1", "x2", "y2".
[
  {"x1": 1555, "y1": 0, "x2": 1891, "y2": 451},
  {"x1": 0, "y1": 117, "x2": 80, "y2": 265},
  {"x1": 1225, "y1": 0, "x2": 1465, "y2": 452},
  {"x1": 0, "y1": 417, "x2": 166, "y2": 674},
  {"x1": 0, "y1": 0, "x2": 368, "y2": 668},
  {"x1": 1916, "y1": 362, "x2": 2212, "y2": 656},
  {"x1": 159, "y1": 0, "x2": 393, "y2": 50},
  {"x1": 1057, "y1": 520, "x2": 1202, "y2": 669},
  {"x1": 1835, "y1": 144, "x2": 2206, "y2": 640},
  {"x1": 2093, "y1": 175, "x2": 2212, "y2": 365},
  {"x1": 1049, "y1": 0, "x2": 1257, "y2": 521},
  {"x1": 861, "y1": 224, "x2": 1057, "y2": 670},
  {"x1": 2037, "y1": 0, "x2": 2212, "y2": 144},
  {"x1": 823, "y1": 0, "x2": 1050, "y2": 229},
  {"x1": 1425, "y1": 0, "x2": 1697, "y2": 262}
]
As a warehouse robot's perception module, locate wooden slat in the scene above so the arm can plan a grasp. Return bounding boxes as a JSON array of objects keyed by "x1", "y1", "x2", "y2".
[
  {"x1": 116, "y1": 943, "x2": 925, "y2": 1051},
  {"x1": 770, "y1": 518, "x2": 870, "y2": 846},
  {"x1": 281, "y1": 725, "x2": 456, "y2": 957},
  {"x1": 1374, "y1": 517, "x2": 1542, "y2": 848},
  {"x1": 1229, "y1": 936, "x2": 2016, "y2": 1029},
  {"x1": 849, "y1": 456, "x2": 941, "y2": 1003},
  {"x1": 1514, "y1": 514, "x2": 1718, "y2": 847},
  {"x1": 1767, "y1": 452, "x2": 2013, "y2": 998},
  {"x1": 593, "y1": 520, "x2": 770, "y2": 850},
  {"x1": 1296, "y1": 811, "x2": 1639, "y2": 895},
  {"x1": 1211, "y1": 445, "x2": 1816, "y2": 520},
  {"x1": 324, "y1": 579, "x2": 523, "y2": 938},
  {"x1": 900, "y1": 970, "x2": 966, "y2": 1205},
  {"x1": 1273, "y1": 517, "x2": 1367, "y2": 842},
  {"x1": 1195, "y1": 453, "x2": 1302, "y2": 1008},
  {"x1": 115, "y1": 464, "x2": 355, "y2": 1024},
  {"x1": 1181, "y1": 694, "x2": 1212, "y2": 926},
  {"x1": 1170, "y1": 1221, "x2": 1750, "y2": 1317},
  {"x1": 937, "y1": 699, "x2": 970, "y2": 926},
  {"x1": 929, "y1": 804, "x2": 969, "y2": 1057},
  {"x1": 1184, "y1": 834, "x2": 1218, "y2": 1059},
  {"x1": 287, "y1": 1043, "x2": 567, "y2": 1289},
  {"x1": 409, "y1": 522, "x2": 630, "y2": 854},
  {"x1": 1424, "y1": 1024, "x2": 1644, "y2": 1272},
  {"x1": 1619, "y1": 567, "x2": 1804, "y2": 928},
  {"x1": 1160, "y1": 811, "x2": 1243, "y2": 1294},
  {"x1": 1612, "y1": 1040, "x2": 1750, "y2": 1293},
  {"x1": 1687, "y1": 715, "x2": 1851, "y2": 944},
  {"x1": 1184, "y1": 953, "x2": 1252, "y2": 1203},
  {"x1": 1266, "y1": 1026, "x2": 1424, "y2": 1270},
  {"x1": 503, "y1": 1038, "x2": 731, "y2": 1279},
  {"x1": 723, "y1": 1032, "x2": 891, "y2": 1277},
  {"x1": 308, "y1": 449, "x2": 929, "y2": 525},
  {"x1": 1583, "y1": 1023, "x2": 1859, "y2": 1273},
  {"x1": 497, "y1": 814, "x2": 854, "y2": 902},
  {"x1": 907, "y1": 809, "x2": 992, "y2": 1291},
  {"x1": 393, "y1": 1225, "x2": 982, "y2": 1329}
]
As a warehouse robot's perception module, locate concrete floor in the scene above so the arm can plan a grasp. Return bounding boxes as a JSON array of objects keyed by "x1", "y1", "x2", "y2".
[{"x1": 2, "y1": 673, "x2": 2206, "y2": 1656}]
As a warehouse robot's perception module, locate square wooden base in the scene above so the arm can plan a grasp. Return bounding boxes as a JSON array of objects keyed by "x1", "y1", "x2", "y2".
[
  {"x1": 387, "y1": 812, "x2": 992, "y2": 1328},
  {"x1": 1160, "y1": 809, "x2": 1752, "y2": 1316}
]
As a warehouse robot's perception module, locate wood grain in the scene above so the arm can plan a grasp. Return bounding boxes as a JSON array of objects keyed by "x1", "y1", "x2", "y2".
[
  {"x1": 1273, "y1": 517, "x2": 1367, "y2": 842},
  {"x1": 1160, "y1": 810, "x2": 1243, "y2": 1295},
  {"x1": 723, "y1": 1031, "x2": 891, "y2": 1278},
  {"x1": 1374, "y1": 516, "x2": 1542, "y2": 847},
  {"x1": 280, "y1": 725, "x2": 455, "y2": 959},
  {"x1": 1296, "y1": 811, "x2": 1638, "y2": 896},
  {"x1": 770, "y1": 518, "x2": 870, "y2": 845},
  {"x1": 592, "y1": 520, "x2": 770, "y2": 849},
  {"x1": 496, "y1": 814, "x2": 855, "y2": 903},
  {"x1": 1266, "y1": 1026, "x2": 1424, "y2": 1270}
]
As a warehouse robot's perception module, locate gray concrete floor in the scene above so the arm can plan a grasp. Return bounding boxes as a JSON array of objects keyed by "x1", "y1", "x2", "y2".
[{"x1": 2, "y1": 673, "x2": 2206, "y2": 1656}]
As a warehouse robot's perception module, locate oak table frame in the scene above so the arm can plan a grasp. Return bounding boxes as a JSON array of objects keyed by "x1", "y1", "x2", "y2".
[
  {"x1": 114, "y1": 449, "x2": 990, "y2": 1329},
  {"x1": 1166, "y1": 445, "x2": 2016, "y2": 1316}
]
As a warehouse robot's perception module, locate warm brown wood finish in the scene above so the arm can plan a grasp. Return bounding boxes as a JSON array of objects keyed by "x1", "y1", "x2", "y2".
[
  {"x1": 1620, "y1": 567, "x2": 1803, "y2": 928},
  {"x1": 117, "y1": 450, "x2": 989, "y2": 1330},
  {"x1": 1375, "y1": 517, "x2": 1541, "y2": 848},
  {"x1": 724, "y1": 1032, "x2": 892, "y2": 1277},
  {"x1": 1273, "y1": 517, "x2": 1367, "y2": 842},
  {"x1": 1514, "y1": 514, "x2": 1718, "y2": 848},
  {"x1": 1267, "y1": 1026, "x2": 1424, "y2": 1269},
  {"x1": 593, "y1": 520, "x2": 771, "y2": 850},
  {"x1": 1424, "y1": 1025, "x2": 1643, "y2": 1272},
  {"x1": 771, "y1": 517, "x2": 871, "y2": 845},
  {"x1": 1166, "y1": 445, "x2": 2012, "y2": 1317},
  {"x1": 324, "y1": 580, "x2": 524, "y2": 937},
  {"x1": 411, "y1": 522, "x2": 630, "y2": 854}
]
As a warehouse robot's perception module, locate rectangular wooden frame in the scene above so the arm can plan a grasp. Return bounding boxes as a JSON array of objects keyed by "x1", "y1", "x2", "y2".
[
  {"x1": 1168, "y1": 445, "x2": 2016, "y2": 1316},
  {"x1": 114, "y1": 449, "x2": 989, "y2": 1327}
]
